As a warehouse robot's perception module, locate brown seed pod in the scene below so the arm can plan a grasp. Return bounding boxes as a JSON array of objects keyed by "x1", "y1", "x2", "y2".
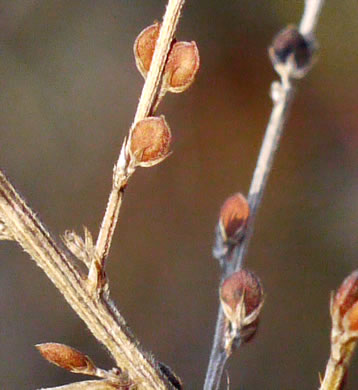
[
  {"x1": 36, "y1": 343, "x2": 96, "y2": 375},
  {"x1": 164, "y1": 41, "x2": 200, "y2": 93},
  {"x1": 268, "y1": 25, "x2": 314, "y2": 79},
  {"x1": 333, "y1": 270, "x2": 358, "y2": 331},
  {"x1": 219, "y1": 193, "x2": 250, "y2": 243},
  {"x1": 134, "y1": 22, "x2": 161, "y2": 78},
  {"x1": 130, "y1": 116, "x2": 172, "y2": 167},
  {"x1": 220, "y1": 269, "x2": 263, "y2": 320},
  {"x1": 220, "y1": 269, "x2": 264, "y2": 347}
]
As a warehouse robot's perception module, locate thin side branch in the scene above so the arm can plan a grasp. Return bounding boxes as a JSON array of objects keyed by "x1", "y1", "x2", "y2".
[
  {"x1": 204, "y1": 1, "x2": 325, "y2": 389},
  {"x1": 0, "y1": 171, "x2": 171, "y2": 390},
  {"x1": 94, "y1": 0, "x2": 185, "y2": 273}
]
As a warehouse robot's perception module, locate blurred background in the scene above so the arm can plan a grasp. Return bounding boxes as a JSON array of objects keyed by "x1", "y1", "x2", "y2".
[{"x1": 0, "y1": 0, "x2": 357, "y2": 389}]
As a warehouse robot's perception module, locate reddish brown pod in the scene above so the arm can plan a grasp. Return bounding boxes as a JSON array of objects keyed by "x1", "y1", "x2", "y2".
[
  {"x1": 219, "y1": 193, "x2": 250, "y2": 244},
  {"x1": 220, "y1": 269, "x2": 264, "y2": 346},
  {"x1": 163, "y1": 41, "x2": 200, "y2": 93},
  {"x1": 36, "y1": 343, "x2": 96, "y2": 375},
  {"x1": 134, "y1": 23, "x2": 200, "y2": 94},
  {"x1": 220, "y1": 269, "x2": 263, "y2": 320},
  {"x1": 130, "y1": 116, "x2": 172, "y2": 167},
  {"x1": 332, "y1": 270, "x2": 358, "y2": 332},
  {"x1": 134, "y1": 22, "x2": 161, "y2": 78}
]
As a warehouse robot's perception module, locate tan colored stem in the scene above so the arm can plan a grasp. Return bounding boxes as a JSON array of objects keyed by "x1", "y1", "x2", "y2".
[
  {"x1": 320, "y1": 338, "x2": 357, "y2": 390},
  {"x1": 94, "y1": 0, "x2": 186, "y2": 269},
  {"x1": 0, "y1": 171, "x2": 171, "y2": 390}
]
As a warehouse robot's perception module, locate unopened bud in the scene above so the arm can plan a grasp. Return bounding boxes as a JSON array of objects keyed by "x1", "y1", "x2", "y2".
[
  {"x1": 332, "y1": 270, "x2": 358, "y2": 331},
  {"x1": 36, "y1": 343, "x2": 96, "y2": 375},
  {"x1": 220, "y1": 269, "x2": 264, "y2": 348},
  {"x1": 130, "y1": 116, "x2": 171, "y2": 167},
  {"x1": 134, "y1": 23, "x2": 161, "y2": 78},
  {"x1": 163, "y1": 41, "x2": 200, "y2": 93},
  {"x1": 221, "y1": 270, "x2": 263, "y2": 320},
  {"x1": 269, "y1": 25, "x2": 314, "y2": 79},
  {"x1": 219, "y1": 193, "x2": 249, "y2": 244}
]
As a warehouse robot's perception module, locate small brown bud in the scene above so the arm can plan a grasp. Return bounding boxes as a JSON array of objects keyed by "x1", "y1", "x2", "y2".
[
  {"x1": 221, "y1": 270, "x2": 263, "y2": 319},
  {"x1": 220, "y1": 270, "x2": 264, "y2": 348},
  {"x1": 164, "y1": 41, "x2": 200, "y2": 93},
  {"x1": 36, "y1": 343, "x2": 96, "y2": 375},
  {"x1": 268, "y1": 25, "x2": 313, "y2": 79},
  {"x1": 333, "y1": 270, "x2": 358, "y2": 331},
  {"x1": 219, "y1": 193, "x2": 249, "y2": 243},
  {"x1": 134, "y1": 22, "x2": 161, "y2": 78},
  {"x1": 130, "y1": 116, "x2": 171, "y2": 167}
]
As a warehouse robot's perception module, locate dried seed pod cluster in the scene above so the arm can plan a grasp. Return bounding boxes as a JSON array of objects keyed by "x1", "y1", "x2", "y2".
[
  {"x1": 269, "y1": 25, "x2": 314, "y2": 80},
  {"x1": 134, "y1": 23, "x2": 200, "y2": 95},
  {"x1": 220, "y1": 269, "x2": 264, "y2": 349},
  {"x1": 212, "y1": 192, "x2": 264, "y2": 353},
  {"x1": 332, "y1": 270, "x2": 358, "y2": 334}
]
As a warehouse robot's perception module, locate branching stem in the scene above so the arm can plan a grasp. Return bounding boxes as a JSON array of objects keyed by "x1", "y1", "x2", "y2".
[{"x1": 0, "y1": 171, "x2": 171, "y2": 390}]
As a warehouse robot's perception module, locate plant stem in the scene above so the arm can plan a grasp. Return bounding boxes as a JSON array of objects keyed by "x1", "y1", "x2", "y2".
[
  {"x1": 94, "y1": 0, "x2": 185, "y2": 270},
  {"x1": 204, "y1": 1, "x2": 325, "y2": 388},
  {"x1": 203, "y1": 309, "x2": 228, "y2": 390},
  {"x1": 299, "y1": 0, "x2": 325, "y2": 38},
  {"x1": 319, "y1": 338, "x2": 357, "y2": 390},
  {"x1": 204, "y1": 83, "x2": 294, "y2": 390},
  {"x1": 0, "y1": 171, "x2": 171, "y2": 390}
]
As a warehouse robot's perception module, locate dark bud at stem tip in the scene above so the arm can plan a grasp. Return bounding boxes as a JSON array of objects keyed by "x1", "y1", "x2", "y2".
[
  {"x1": 219, "y1": 193, "x2": 249, "y2": 243},
  {"x1": 333, "y1": 270, "x2": 358, "y2": 331},
  {"x1": 134, "y1": 22, "x2": 161, "y2": 78},
  {"x1": 164, "y1": 41, "x2": 200, "y2": 93},
  {"x1": 36, "y1": 343, "x2": 96, "y2": 374},
  {"x1": 269, "y1": 25, "x2": 313, "y2": 79},
  {"x1": 130, "y1": 116, "x2": 172, "y2": 167},
  {"x1": 220, "y1": 269, "x2": 263, "y2": 318}
]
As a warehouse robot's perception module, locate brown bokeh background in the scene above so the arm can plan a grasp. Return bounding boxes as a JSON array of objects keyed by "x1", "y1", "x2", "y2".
[{"x1": 0, "y1": 1, "x2": 358, "y2": 389}]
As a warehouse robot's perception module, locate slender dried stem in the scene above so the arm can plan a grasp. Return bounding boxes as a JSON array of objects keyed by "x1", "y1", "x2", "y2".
[
  {"x1": 0, "y1": 171, "x2": 171, "y2": 390},
  {"x1": 94, "y1": 0, "x2": 185, "y2": 274},
  {"x1": 204, "y1": 1, "x2": 325, "y2": 389},
  {"x1": 319, "y1": 339, "x2": 357, "y2": 390}
]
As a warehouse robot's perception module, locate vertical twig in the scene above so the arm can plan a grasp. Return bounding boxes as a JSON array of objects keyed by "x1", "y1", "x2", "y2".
[
  {"x1": 204, "y1": 1, "x2": 325, "y2": 389},
  {"x1": 93, "y1": 0, "x2": 185, "y2": 274}
]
